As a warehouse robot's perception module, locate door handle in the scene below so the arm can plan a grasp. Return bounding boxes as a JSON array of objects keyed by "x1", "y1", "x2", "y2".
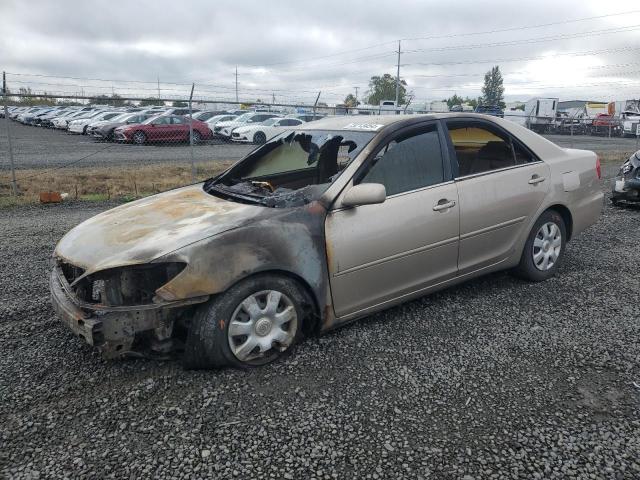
[
  {"x1": 528, "y1": 175, "x2": 546, "y2": 185},
  {"x1": 433, "y1": 199, "x2": 456, "y2": 211}
]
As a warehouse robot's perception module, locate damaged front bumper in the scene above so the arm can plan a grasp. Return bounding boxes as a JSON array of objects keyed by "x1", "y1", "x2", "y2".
[{"x1": 50, "y1": 267, "x2": 207, "y2": 359}]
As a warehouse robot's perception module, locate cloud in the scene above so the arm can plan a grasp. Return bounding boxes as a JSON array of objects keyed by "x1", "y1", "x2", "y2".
[{"x1": 1, "y1": 0, "x2": 639, "y2": 105}]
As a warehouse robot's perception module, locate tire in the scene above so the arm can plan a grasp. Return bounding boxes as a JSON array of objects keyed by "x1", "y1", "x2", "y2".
[
  {"x1": 183, "y1": 275, "x2": 307, "y2": 370},
  {"x1": 132, "y1": 131, "x2": 146, "y2": 145},
  {"x1": 190, "y1": 130, "x2": 202, "y2": 144},
  {"x1": 253, "y1": 131, "x2": 267, "y2": 145},
  {"x1": 513, "y1": 210, "x2": 567, "y2": 282}
]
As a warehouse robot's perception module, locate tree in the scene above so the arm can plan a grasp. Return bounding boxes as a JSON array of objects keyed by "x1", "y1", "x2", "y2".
[
  {"x1": 480, "y1": 66, "x2": 505, "y2": 108},
  {"x1": 343, "y1": 93, "x2": 360, "y2": 107},
  {"x1": 365, "y1": 73, "x2": 407, "y2": 106},
  {"x1": 172, "y1": 100, "x2": 187, "y2": 107},
  {"x1": 442, "y1": 94, "x2": 479, "y2": 109},
  {"x1": 140, "y1": 97, "x2": 164, "y2": 106},
  {"x1": 92, "y1": 94, "x2": 125, "y2": 106}
]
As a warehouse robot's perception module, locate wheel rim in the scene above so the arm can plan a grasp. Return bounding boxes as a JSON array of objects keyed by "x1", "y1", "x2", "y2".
[
  {"x1": 133, "y1": 132, "x2": 144, "y2": 144},
  {"x1": 192, "y1": 131, "x2": 201, "y2": 142},
  {"x1": 532, "y1": 222, "x2": 562, "y2": 271},
  {"x1": 227, "y1": 290, "x2": 298, "y2": 363}
]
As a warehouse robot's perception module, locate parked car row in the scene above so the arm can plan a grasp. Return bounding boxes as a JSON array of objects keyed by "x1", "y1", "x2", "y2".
[{"x1": 5, "y1": 104, "x2": 325, "y2": 145}]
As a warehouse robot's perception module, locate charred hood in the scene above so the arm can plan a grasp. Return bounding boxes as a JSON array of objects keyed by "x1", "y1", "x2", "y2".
[{"x1": 54, "y1": 184, "x2": 266, "y2": 274}]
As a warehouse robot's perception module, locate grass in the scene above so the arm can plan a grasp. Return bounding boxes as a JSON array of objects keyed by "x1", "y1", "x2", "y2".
[
  {"x1": 0, "y1": 161, "x2": 233, "y2": 205},
  {"x1": 0, "y1": 149, "x2": 632, "y2": 207}
]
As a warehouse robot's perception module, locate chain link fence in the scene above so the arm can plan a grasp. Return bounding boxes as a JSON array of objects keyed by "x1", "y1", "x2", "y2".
[{"x1": 1, "y1": 79, "x2": 639, "y2": 203}]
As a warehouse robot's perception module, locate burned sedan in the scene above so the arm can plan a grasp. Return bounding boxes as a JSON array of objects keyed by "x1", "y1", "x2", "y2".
[
  {"x1": 611, "y1": 150, "x2": 640, "y2": 205},
  {"x1": 51, "y1": 114, "x2": 603, "y2": 368}
]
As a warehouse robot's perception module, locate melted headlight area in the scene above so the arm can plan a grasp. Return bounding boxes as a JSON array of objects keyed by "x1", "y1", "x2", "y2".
[
  {"x1": 70, "y1": 263, "x2": 186, "y2": 307},
  {"x1": 52, "y1": 261, "x2": 208, "y2": 358}
]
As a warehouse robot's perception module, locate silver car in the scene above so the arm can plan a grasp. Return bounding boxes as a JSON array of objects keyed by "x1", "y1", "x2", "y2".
[{"x1": 50, "y1": 114, "x2": 603, "y2": 368}]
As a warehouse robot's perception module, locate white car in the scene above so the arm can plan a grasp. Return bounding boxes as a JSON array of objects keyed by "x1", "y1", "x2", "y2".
[
  {"x1": 68, "y1": 111, "x2": 122, "y2": 134},
  {"x1": 205, "y1": 114, "x2": 238, "y2": 128},
  {"x1": 53, "y1": 110, "x2": 100, "y2": 130},
  {"x1": 213, "y1": 112, "x2": 281, "y2": 139},
  {"x1": 232, "y1": 117, "x2": 305, "y2": 144}
]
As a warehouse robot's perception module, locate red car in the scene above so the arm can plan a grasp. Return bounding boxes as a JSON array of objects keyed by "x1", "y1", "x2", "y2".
[{"x1": 113, "y1": 114, "x2": 212, "y2": 144}]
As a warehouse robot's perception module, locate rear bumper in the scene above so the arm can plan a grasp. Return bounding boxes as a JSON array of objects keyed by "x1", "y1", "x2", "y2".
[{"x1": 571, "y1": 189, "x2": 604, "y2": 238}]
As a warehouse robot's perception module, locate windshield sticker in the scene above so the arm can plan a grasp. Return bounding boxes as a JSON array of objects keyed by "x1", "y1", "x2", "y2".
[{"x1": 343, "y1": 123, "x2": 384, "y2": 131}]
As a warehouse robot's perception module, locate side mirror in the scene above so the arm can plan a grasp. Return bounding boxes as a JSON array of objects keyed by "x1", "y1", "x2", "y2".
[{"x1": 342, "y1": 183, "x2": 386, "y2": 207}]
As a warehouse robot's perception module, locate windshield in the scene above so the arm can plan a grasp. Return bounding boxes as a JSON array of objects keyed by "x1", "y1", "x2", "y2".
[
  {"x1": 142, "y1": 115, "x2": 164, "y2": 124},
  {"x1": 205, "y1": 129, "x2": 376, "y2": 207},
  {"x1": 109, "y1": 113, "x2": 130, "y2": 122},
  {"x1": 233, "y1": 113, "x2": 252, "y2": 122}
]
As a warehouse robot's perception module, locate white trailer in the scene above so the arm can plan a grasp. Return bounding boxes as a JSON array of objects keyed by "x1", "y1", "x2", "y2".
[
  {"x1": 524, "y1": 98, "x2": 559, "y2": 132},
  {"x1": 427, "y1": 101, "x2": 449, "y2": 113}
]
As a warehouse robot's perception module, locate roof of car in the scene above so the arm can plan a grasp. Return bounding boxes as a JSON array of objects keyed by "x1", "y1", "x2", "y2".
[{"x1": 296, "y1": 112, "x2": 542, "y2": 132}]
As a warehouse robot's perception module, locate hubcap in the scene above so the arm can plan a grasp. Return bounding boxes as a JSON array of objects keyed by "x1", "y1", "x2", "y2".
[
  {"x1": 227, "y1": 290, "x2": 297, "y2": 362},
  {"x1": 532, "y1": 222, "x2": 562, "y2": 271}
]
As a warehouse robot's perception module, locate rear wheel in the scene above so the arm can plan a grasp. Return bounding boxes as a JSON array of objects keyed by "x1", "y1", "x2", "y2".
[
  {"x1": 514, "y1": 210, "x2": 566, "y2": 282},
  {"x1": 132, "y1": 131, "x2": 146, "y2": 145},
  {"x1": 253, "y1": 131, "x2": 267, "y2": 144},
  {"x1": 183, "y1": 275, "x2": 306, "y2": 369}
]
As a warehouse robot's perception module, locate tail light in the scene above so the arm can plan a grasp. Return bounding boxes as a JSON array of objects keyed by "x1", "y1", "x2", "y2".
[{"x1": 596, "y1": 156, "x2": 602, "y2": 179}]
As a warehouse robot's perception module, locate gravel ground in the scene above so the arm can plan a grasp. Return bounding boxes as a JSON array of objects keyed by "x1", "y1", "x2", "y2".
[
  {"x1": 1, "y1": 180, "x2": 640, "y2": 479},
  {"x1": 1, "y1": 119, "x2": 638, "y2": 171}
]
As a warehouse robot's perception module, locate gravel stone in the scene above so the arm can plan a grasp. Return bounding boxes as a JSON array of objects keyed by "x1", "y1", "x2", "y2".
[{"x1": 1, "y1": 167, "x2": 639, "y2": 479}]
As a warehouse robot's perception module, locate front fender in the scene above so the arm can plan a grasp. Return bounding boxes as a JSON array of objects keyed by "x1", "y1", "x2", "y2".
[{"x1": 154, "y1": 202, "x2": 334, "y2": 326}]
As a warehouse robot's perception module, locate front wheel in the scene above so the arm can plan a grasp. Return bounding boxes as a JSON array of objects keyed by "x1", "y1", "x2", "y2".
[
  {"x1": 132, "y1": 131, "x2": 146, "y2": 145},
  {"x1": 514, "y1": 210, "x2": 566, "y2": 282},
  {"x1": 253, "y1": 131, "x2": 267, "y2": 144},
  {"x1": 183, "y1": 275, "x2": 306, "y2": 369}
]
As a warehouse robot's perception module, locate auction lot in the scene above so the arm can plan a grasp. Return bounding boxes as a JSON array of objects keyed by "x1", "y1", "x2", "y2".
[
  {"x1": 1, "y1": 165, "x2": 640, "y2": 477},
  {"x1": 1, "y1": 118, "x2": 639, "y2": 171},
  {"x1": 0, "y1": 118, "x2": 254, "y2": 170}
]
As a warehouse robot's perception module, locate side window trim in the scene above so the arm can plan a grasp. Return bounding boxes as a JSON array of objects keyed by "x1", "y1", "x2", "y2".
[{"x1": 444, "y1": 118, "x2": 542, "y2": 180}]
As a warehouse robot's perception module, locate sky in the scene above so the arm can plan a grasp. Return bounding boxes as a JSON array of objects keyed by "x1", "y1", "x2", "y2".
[{"x1": 1, "y1": 0, "x2": 640, "y2": 107}]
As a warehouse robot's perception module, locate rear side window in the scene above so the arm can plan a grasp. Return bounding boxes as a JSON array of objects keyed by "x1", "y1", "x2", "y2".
[
  {"x1": 447, "y1": 124, "x2": 516, "y2": 176},
  {"x1": 359, "y1": 125, "x2": 445, "y2": 196}
]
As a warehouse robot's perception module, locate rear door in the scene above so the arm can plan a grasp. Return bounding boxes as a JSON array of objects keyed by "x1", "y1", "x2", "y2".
[
  {"x1": 326, "y1": 121, "x2": 460, "y2": 317},
  {"x1": 444, "y1": 119, "x2": 550, "y2": 274},
  {"x1": 169, "y1": 116, "x2": 189, "y2": 141}
]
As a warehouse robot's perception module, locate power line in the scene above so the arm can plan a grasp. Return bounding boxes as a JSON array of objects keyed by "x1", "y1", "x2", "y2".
[
  {"x1": 240, "y1": 9, "x2": 640, "y2": 69},
  {"x1": 401, "y1": 9, "x2": 640, "y2": 41},
  {"x1": 402, "y1": 24, "x2": 640, "y2": 56}
]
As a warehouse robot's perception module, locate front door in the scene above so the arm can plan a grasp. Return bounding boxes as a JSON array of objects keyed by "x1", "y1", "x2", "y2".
[{"x1": 326, "y1": 122, "x2": 460, "y2": 317}]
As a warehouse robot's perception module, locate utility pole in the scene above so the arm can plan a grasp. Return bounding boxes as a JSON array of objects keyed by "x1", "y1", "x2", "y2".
[
  {"x1": 157, "y1": 75, "x2": 161, "y2": 101},
  {"x1": 235, "y1": 66, "x2": 239, "y2": 104},
  {"x1": 2, "y1": 71, "x2": 18, "y2": 196},
  {"x1": 354, "y1": 86, "x2": 359, "y2": 106},
  {"x1": 395, "y1": 40, "x2": 402, "y2": 112}
]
